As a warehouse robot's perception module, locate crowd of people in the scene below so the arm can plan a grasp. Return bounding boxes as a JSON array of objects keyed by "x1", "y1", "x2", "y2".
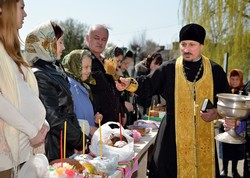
[{"x1": 0, "y1": 0, "x2": 249, "y2": 178}]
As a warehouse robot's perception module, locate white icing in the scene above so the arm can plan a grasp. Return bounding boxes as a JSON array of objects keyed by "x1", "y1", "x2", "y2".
[{"x1": 114, "y1": 141, "x2": 127, "y2": 147}]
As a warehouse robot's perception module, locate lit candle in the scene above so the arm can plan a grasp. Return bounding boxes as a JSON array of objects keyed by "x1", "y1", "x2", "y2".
[
  {"x1": 82, "y1": 121, "x2": 85, "y2": 154},
  {"x1": 148, "y1": 107, "x2": 151, "y2": 120},
  {"x1": 60, "y1": 130, "x2": 63, "y2": 167},
  {"x1": 119, "y1": 113, "x2": 122, "y2": 141},
  {"x1": 98, "y1": 119, "x2": 102, "y2": 157},
  {"x1": 64, "y1": 121, "x2": 67, "y2": 159},
  {"x1": 152, "y1": 100, "x2": 155, "y2": 110}
]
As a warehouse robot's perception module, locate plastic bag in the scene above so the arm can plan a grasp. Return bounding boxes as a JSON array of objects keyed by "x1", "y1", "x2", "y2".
[
  {"x1": 134, "y1": 120, "x2": 159, "y2": 129},
  {"x1": 89, "y1": 122, "x2": 134, "y2": 162},
  {"x1": 89, "y1": 155, "x2": 119, "y2": 175},
  {"x1": 18, "y1": 154, "x2": 49, "y2": 178}
]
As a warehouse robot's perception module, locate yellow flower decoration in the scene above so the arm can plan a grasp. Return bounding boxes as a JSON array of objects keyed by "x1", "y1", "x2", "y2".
[
  {"x1": 25, "y1": 34, "x2": 39, "y2": 53},
  {"x1": 26, "y1": 34, "x2": 39, "y2": 44},
  {"x1": 55, "y1": 167, "x2": 64, "y2": 176},
  {"x1": 103, "y1": 57, "x2": 118, "y2": 76},
  {"x1": 52, "y1": 37, "x2": 57, "y2": 55},
  {"x1": 42, "y1": 37, "x2": 51, "y2": 51}
]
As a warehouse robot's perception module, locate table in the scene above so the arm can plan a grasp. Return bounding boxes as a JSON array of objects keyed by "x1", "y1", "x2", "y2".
[
  {"x1": 109, "y1": 129, "x2": 158, "y2": 178},
  {"x1": 108, "y1": 157, "x2": 138, "y2": 178},
  {"x1": 132, "y1": 129, "x2": 158, "y2": 178},
  {"x1": 108, "y1": 170, "x2": 123, "y2": 178}
]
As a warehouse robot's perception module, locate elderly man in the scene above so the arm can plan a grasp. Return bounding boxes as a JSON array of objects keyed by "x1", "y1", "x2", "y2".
[
  {"x1": 83, "y1": 24, "x2": 123, "y2": 124},
  {"x1": 119, "y1": 23, "x2": 231, "y2": 177}
]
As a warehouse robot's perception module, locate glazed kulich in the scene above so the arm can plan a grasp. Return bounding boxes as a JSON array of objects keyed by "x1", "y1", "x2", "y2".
[
  {"x1": 106, "y1": 133, "x2": 128, "y2": 147},
  {"x1": 150, "y1": 110, "x2": 159, "y2": 117},
  {"x1": 127, "y1": 125, "x2": 146, "y2": 136},
  {"x1": 50, "y1": 158, "x2": 83, "y2": 173},
  {"x1": 154, "y1": 104, "x2": 166, "y2": 111}
]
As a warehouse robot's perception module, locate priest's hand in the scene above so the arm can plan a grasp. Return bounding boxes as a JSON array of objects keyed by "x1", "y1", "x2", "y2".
[
  {"x1": 115, "y1": 77, "x2": 130, "y2": 91},
  {"x1": 200, "y1": 108, "x2": 217, "y2": 122}
]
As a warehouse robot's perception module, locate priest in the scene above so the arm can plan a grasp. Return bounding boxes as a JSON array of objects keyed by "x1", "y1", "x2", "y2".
[{"x1": 118, "y1": 23, "x2": 231, "y2": 177}]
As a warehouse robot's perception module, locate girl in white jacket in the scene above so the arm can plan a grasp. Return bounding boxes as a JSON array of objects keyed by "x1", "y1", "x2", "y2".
[{"x1": 0, "y1": 0, "x2": 49, "y2": 177}]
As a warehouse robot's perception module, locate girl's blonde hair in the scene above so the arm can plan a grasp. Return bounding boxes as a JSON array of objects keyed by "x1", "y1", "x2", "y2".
[{"x1": 0, "y1": 0, "x2": 29, "y2": 68}]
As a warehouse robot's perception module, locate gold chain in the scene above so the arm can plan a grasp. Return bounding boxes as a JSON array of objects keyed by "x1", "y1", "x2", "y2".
[{"x1": 183, "y1": 62, "x2": 203, "y2": 102}]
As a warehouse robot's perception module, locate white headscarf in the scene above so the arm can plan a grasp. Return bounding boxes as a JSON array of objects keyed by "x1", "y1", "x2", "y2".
[{"x1": 24, "y1": 21, "x2": 57, "y2": 65}]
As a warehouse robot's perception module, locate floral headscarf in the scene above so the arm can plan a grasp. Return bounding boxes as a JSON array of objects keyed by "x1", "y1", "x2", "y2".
[
  {"x1": 62, "y1": 49, "x2": 91, "y2": 83},
  {"x1": 104, "y1": 46, "x2": 123, "y2": 59},
  {"x1": 62, "y1": 49, "x2": 94, "y2": 99},
  {"x1": 24, "y1": 21, "x2": 57, "y2": 65},
  {"x1": 228, "y1": 68, "x2": 244, "y2": 93}
]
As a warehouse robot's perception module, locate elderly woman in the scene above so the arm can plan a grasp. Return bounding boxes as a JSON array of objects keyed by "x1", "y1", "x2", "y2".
[
  {"x1": 62, "y1": 50, "x2": 103, "y2": 137},
  {"x1": 219, "y1": 68, "x2": 246, "y2": 178},
  {"x1": 24, "y1": 21, "x2": 84, "y2": 162}
]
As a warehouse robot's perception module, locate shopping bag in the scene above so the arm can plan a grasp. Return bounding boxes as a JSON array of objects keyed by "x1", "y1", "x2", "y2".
[{"x1": 89, "y1": 121, "x2": 134, "y2": 161}]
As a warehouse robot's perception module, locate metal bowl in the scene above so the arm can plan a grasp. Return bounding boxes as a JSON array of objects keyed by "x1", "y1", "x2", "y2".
[{"x1": 217, "y1": 93, "x2": 250, "y2": 119}]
